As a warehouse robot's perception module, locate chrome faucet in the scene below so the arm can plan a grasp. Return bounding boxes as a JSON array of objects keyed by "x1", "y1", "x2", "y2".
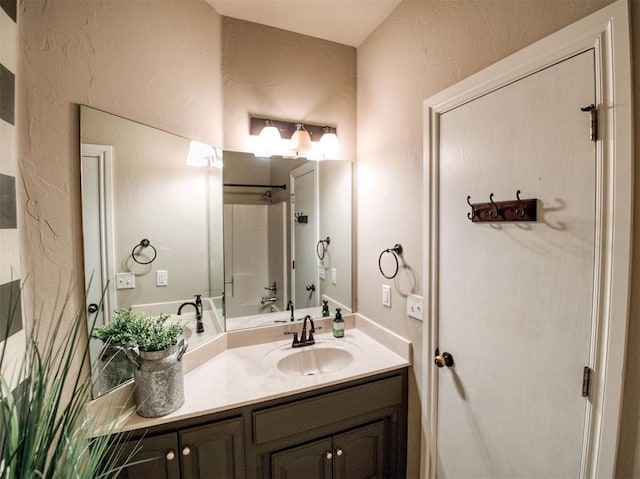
[
  {"x1": 177, "y1": 294, "x2": 204, "y2": 333},
  {"x1": 285, "y1": 315, "x2": 317, "y2": 348},
  {"x1": 261, "y1": 295, "x2": 278, "y2": 305}
]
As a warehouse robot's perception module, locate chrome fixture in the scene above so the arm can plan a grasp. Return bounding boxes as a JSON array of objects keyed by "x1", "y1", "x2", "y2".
[
  {"x1": 177, "y1": 294, "x2": 204, "y2": 333},
  {"x1": 261, "y1": 295, "x2": 278, "y2": 305}
]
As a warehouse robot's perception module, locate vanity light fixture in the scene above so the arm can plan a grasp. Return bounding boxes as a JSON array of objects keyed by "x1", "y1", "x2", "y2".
[{"x1": 249, "y1": 116, "x2": 339, "y2": 160}]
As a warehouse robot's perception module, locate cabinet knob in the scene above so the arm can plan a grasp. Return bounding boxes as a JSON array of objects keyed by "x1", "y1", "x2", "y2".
[
  {"x1": 182, "y1": 447, "x2": 191, "y2": 456},
  {"x1": 325, "y1": 451, "x2": 333, "y2": 460},
  {"x1": 336, "y1": 448, "x2": 343, "y2": 457},
  {"x1": 166, "y1": 451, "x2": 175, "y2": 461}
]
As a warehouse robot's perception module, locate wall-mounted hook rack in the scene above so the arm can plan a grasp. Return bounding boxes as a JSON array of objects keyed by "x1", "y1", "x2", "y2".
[{"x1": 467, "y1": 190, "x2": 537, "y2": 222}]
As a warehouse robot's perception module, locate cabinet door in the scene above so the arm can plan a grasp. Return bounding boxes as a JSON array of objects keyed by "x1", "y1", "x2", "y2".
[
  {"x1": 271, "y1": 438, "x2": 333, "y2": 479},
  {"x1": 111, "y1": 432, "x2": 180, "y2": 479},
  {"x1": 180, "y1": 417, "x2": 245, "y2": 479},
  {"x1": 333, "y1": 421, "x2": 385, "y2": 479}
]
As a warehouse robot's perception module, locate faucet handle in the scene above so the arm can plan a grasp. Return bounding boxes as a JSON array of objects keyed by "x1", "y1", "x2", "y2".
[{"x1": 284, "y1": 331, "x2": 300, "y2": 346}]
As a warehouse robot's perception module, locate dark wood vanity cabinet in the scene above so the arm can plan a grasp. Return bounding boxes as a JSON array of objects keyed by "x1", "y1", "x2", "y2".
[
  {"x1": 113, "y1": 369, "x2": 407, "y2": 479},
  {"x1": 114, "y1": 417, "x2": 245, "y2": 479},
  {"x1": 271, "y1": 421, "x2": 385, "y2": 479}
]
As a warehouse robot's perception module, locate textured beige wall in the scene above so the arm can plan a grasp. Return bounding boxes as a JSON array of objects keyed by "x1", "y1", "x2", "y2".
[
  {"x1": 18, "y1": 1, "x2": 223, "y2": 322},
  {"x1": 222, "y1": 17, "x2": 356, "y2": 162},
  {"x1": 356, "y1": 0, "x2": 629, "y2": 475}
]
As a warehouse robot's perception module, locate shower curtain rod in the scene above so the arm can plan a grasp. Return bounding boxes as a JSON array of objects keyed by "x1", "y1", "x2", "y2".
[{"x1": 223, "y1": 183, "x2": 287, "y2": 190}]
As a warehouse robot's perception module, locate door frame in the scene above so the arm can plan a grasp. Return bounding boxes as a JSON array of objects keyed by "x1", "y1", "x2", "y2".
[{"x1": 422, "y1": 1, "x2": 632, "y2": 477}]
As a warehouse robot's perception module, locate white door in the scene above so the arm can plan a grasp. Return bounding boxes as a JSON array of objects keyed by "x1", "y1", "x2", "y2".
[
  {"x1": 435, "y1": 50, "x2": 596, "y2": 477},
  {"x1": 291, "y1": 163, "x2": 318, "y2": 309}
]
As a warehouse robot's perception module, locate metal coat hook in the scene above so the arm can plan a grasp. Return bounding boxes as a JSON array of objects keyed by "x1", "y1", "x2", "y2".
[
  {"x1": 515, "y1": 190, "x2": 525, "y2": 218},
  {"x1": 467, "y1": 196, "x2": 478, "y2": 220},
  {"x1": 489, "y1": 193, "x2": 502, "y2": 218},
  {"x1": 131, "y1": 238, "x2": 157, "y2": 265},
  {"x1": 378, "y1": 244, "x2": 403, "y2": 279}
]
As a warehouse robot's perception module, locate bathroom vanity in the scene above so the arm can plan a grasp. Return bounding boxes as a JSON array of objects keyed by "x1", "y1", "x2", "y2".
[
  {"x1": 112, "y1": 370, "x2": 407, "y2": 478},
  {"x1": 95, "y1": 315, "x2": 410, "y2": 479}
]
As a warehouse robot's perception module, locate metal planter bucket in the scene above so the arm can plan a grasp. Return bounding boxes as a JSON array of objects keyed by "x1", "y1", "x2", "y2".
[{"x1": 126, "y1": 339, "x2": 188, "y2": 418}]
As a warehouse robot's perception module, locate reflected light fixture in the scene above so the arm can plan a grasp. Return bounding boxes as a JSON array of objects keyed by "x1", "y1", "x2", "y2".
[
  {"x1": 186, "y1": 140, "x2": 221, "y2": 167},
  {"x1": 319, "y1": 126, "x2": 340, "y2": 160},
  {"x1": 288, "y1": 123, "x2": 312, "y2": 156}
]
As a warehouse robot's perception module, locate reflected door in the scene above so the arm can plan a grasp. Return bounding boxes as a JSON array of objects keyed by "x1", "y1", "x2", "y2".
[
  {"x1": 80, "y1": 143, "x2": 116, "y2": 397},
  {"x1": 291, "y1": 163, "x2": 318, "y2": 309}
]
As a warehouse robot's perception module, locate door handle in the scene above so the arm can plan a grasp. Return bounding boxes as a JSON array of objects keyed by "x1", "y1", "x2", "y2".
[
  {"x1": 434, "y1": 348, "x2": 454, "y2": 368},
  {"x1": 88, "y1": 303, "x2": 99, "y2": 314},
  {"x1": 306, "y1": 284, "x2": 316, "y2": 292}
]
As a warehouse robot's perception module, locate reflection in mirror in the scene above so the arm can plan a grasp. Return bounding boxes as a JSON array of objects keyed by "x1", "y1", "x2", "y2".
[
  {"x1": 222, "y1": 151, "x2": 352, "y2": 331},
  {"x1": 80, "y1": 106, "x2": 224, "y2": 398}
]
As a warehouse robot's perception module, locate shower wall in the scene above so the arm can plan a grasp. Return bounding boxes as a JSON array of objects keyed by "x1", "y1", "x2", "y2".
[{"x1": 224, "y1": 202, "x2": 286, "y2": 319}]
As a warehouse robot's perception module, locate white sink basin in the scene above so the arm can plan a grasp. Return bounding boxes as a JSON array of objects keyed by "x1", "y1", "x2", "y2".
[
  {"x1": 277, "y1": 347, "x2": 353, "y2": 376},
  {"x1": 264, "y1": 339, "x2": 362, "y2": 376}
]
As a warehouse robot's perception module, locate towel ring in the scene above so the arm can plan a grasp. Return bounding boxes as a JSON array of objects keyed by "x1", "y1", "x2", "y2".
[
  {"x1": 131, "y1": 238, "x2": 157, "y2": 265},
  {"x1": 378, "y1": 244, "x2": 403, "y2": 279},
  {"x1": 316, "y1": 236, "x2": 331, "y2": 260}
]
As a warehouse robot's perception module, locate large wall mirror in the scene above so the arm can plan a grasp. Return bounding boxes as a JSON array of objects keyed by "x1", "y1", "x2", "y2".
[{"x1": 80, "y1": 106, "x2": 353, "y2": 398}]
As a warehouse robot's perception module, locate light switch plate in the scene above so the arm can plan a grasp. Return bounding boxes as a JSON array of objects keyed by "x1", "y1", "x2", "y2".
[
  {"x1": 331, "y1": 268, "x2": 337, "y2": 285},
  {"x1": 116, "y1": 272, "x2": 135, "y2": 290},
  {"x1": 407, "y1": 293, "x2": 423, "y2": 320},
  {"x1": 382, "y1": 284, "x2": 391, "y2": 308},
  {"x1": 156, "y1": 270, "x2": 168, "y2": 286}
]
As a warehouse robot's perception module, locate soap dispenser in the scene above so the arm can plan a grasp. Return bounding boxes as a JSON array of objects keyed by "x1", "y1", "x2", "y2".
[
  {"x1": 322, "y1": 300, "x2": 330, "y2": 317},
  {"x1": 333, "y1": 308, "x2": 344, "y2": 338}
]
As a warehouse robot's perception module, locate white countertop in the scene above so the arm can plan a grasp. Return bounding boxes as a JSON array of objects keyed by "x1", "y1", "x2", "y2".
[{"x1": 89, "y1": 314, "x2": 411, "y2": 434}]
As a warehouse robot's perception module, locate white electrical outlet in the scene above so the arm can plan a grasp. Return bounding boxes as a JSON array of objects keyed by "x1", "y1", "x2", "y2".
[
  {"x1": 407, "y1": 293, "x2": 424, "y2": 320},
  {"x1": 116, "y1": 272, "x2": 135, "y2": 290},
  {"x1": 319, "y1": 267, "x2": 326, "y2": 280},
  {"x1": 156, "y1": 270, "x2": 168, "y2": 286},
  {"x1": 331, "y1": 268, "x2": 337, "y2": 285},
  {"x1": 382, "y1": 284, "x2": 391, "y2": 307}
]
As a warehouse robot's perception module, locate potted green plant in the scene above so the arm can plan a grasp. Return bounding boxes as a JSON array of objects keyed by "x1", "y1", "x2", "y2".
[
  {"x1": 92, "y1": 309, "x2": 188, "y2": 418},
  {"x1": 0, "y1": 294, "x2": 137, "y2": 478}
]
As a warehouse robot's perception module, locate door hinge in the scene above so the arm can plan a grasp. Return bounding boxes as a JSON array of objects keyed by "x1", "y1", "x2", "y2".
[
  {"x1": 582, "y1": 366, "x2": 592, "y2": 398},
  {"x1": 292, "y1": 260, "x2": 295, "y2": 270},
  {"x1": 580, "y1": 104, "x2": 598, "y2": 142}
]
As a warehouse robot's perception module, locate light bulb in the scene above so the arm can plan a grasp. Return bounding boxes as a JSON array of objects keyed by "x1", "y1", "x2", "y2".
[
  {"x1": 319, "y1": 126, "x2": 340, "y2": 160},
  {"x1": 289, "y1": 123, "x2": 312, "y2": 155}
]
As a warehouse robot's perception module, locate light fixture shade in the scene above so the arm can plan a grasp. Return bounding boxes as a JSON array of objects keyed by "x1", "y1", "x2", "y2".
[
  {"x1": 258, "y1": 120, "x2": 282, "y2": 157},
  {"x1": 319, "y1": 127, "x2": 340, "y2": 160},
  {"x1": 289, "y1": 123, "x2": 312, "y2": 155},
  {"x1": 186, "y1": 140, "x2": 217, "y2": 167}
]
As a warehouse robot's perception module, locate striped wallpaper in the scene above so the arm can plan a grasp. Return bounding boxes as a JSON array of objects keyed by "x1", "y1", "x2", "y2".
[{"x1": 0, "y1": 0, "x2": 24, "y2": 391}]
